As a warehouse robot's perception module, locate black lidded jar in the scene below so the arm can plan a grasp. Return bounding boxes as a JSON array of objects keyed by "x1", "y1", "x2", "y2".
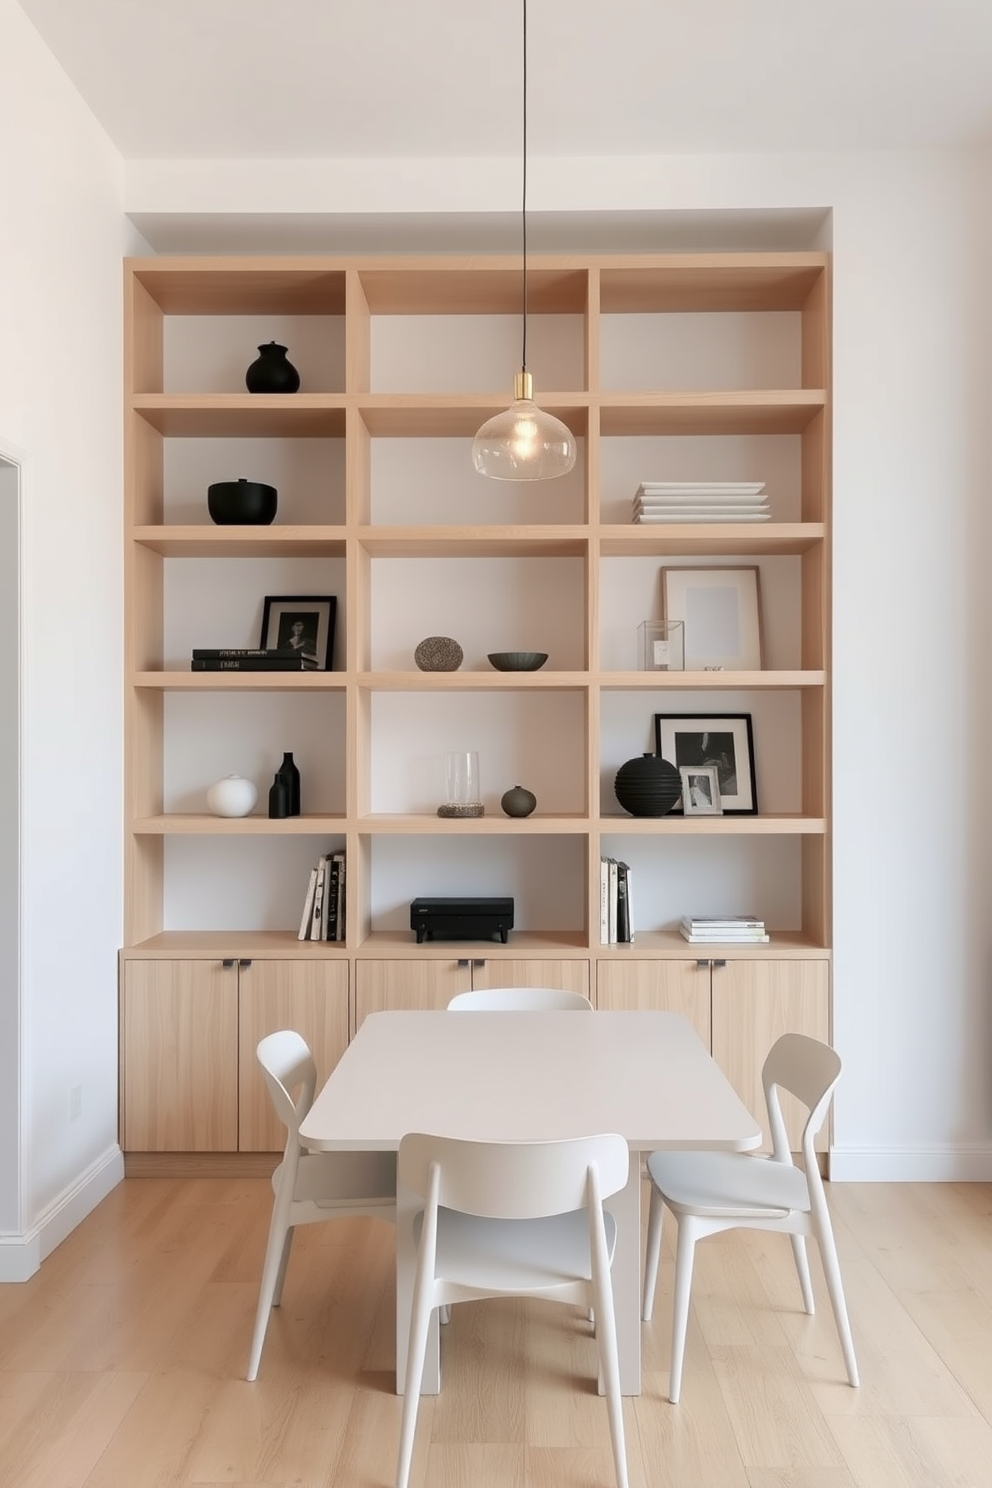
[{"x1": 245, "y1": 341, "x2": 300, "y2": 394}]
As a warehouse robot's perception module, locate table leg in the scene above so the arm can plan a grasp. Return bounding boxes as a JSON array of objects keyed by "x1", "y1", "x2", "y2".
[
  {"x1": 396, "y1": 1180, "x2": 439, "y2": 1395},
  {"x1": 606, "y1": 1151, "x2": 643, "y2": 1396}
]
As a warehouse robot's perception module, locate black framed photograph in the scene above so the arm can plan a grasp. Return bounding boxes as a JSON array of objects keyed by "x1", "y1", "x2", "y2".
[
  {"x1": 655, "y1": 713, "x2": 757, "y2": 815},
  {"x1": 679, "y1": 764, "x2": 723, "y2": 817},
  {"x1": 260, "y1": 595, "x2": 336, "y2": 670}
]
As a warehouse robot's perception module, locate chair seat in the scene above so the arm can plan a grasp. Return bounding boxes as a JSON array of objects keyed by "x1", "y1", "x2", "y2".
[
  {"x1": 646, "y1": 1149, "x2": 810, "y2": 1219},
  {"x1": 416, "y1": 1206, "x2": 618, "y2": 1294},
  {"x1": 284, "y1": 1149, "x2": 397, "y2": 1205}
]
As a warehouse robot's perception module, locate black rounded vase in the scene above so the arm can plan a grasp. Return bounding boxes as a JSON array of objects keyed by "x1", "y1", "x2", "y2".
[
  {"x1": 207, "y1": 478, "x2": 278, "y2": 525},
  {"x1": 245, "y1": 341, "x2": 300, "y2": 394},
  {"x1": 501, "y1": 784, "x2": 537, "y2": 818},
  {"x1": 614, "y1": 753, "x2": 682, "y2": 817}
]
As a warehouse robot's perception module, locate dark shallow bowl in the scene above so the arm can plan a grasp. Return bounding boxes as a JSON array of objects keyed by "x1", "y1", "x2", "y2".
[
  {"x1": 487, "y1": 651, "x2": 548, "y2": 671},
  {"x1": 207, "y1": 479, "x2": 277, "y2": 525}
]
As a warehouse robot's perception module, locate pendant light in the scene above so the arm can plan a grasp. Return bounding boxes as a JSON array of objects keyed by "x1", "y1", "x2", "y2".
[{"x1": 471, "y1": 0, "x2": 577, "y2": 481}]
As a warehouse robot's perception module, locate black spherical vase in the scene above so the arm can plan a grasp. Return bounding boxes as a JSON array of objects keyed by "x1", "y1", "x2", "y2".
[
  {"x1": 614, "y1": 753, "x2": 682, "y2": 817},
  {"x1": 245, "y1": 342, "x2": 300, "y2": 394},
  {"x1": 207, "y1": 479, "x2": 277, "y2": 525}
]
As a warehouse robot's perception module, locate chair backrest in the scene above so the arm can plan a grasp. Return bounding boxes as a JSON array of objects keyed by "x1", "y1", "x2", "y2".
[
  {"x1": 761, "y1": 1033, "x2": 842, "y2": 1168},
  {"x1": 447, "y1": 986, "x2": 594, "y2": 1012},
  {"x1": 256, "y1": 1029, "x2": 317, "y2": 1140},
  {"x1": 398, "y1": 1132, "x2": 628, "y2": 1219}
]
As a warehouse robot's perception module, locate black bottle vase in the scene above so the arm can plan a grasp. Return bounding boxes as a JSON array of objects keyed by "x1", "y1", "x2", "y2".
[
  {"x1": 614, "y1": 753, "x2": 682, "y2": 817},
  {"x1": 277, "y1": 752, "x2": 301, "y2": 816},
  {"x1": 267, "y1": 775, "x2": 289, "y2": 819},
  {"x1": 245, "y1": 341, "x2": 300, "y2": 394}
]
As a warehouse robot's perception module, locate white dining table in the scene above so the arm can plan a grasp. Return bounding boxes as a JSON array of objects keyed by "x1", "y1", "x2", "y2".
[{"x1": 299, "y1": 1008, "x2": 761, "y2": 1395}]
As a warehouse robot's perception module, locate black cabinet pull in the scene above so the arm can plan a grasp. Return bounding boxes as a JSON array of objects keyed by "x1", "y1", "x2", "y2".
[
  {"x1": 457, "y1": 958, "x2": 469, "y2": 968},
  {"x1": 239, "y1": 959, "x2": 252, "y2": 969},
  {"x1": 696, "y1": 960, "x2": 709, "y2": 970},
  {"x1": 221, "y1": 958, "x2": 235, "y2": 969},
  {"x1": 473, "y1": 959, "x2": 486, "y2": 968},
  {"x1": 712, "y1": 959, "x2": 726, "y2": 970}
]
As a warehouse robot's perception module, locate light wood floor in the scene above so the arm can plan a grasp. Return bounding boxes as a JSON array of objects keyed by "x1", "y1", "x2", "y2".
[{"x1": 1, "y1": 1177, "x2": 991, "y2": 1487}]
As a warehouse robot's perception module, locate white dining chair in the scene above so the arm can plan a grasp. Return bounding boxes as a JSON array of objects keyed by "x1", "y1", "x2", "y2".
[
  {"x1": 447, "y1": 985, "x2": 594, "y2": 1011},
  {"x1": 246, "y1": 1029, "x2": 396, "y2": 1382},
  {"x1": 395, "y1": 1131, "x2": 630, "y2": 1488},
  {"x1": 641, "y1": 1032, "x2": 859, "y2": 1402}
]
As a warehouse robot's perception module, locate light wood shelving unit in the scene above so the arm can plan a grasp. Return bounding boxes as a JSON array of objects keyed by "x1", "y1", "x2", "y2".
[{"x1": 120, "y1": 250, "x2": 832, "y2": 1168}]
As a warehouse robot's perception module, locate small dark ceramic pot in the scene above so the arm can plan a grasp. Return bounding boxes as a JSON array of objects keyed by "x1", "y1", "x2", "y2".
[
  {"x1": 207, "y1": 479, "x2": 278, "y2": 526},
  {"x1": 501, "y1": 784, "x2": 537, "y2": 818},
  {"x1": 245, "y1": 342, "x2": 300, "y2": 394},
  {"x1": 614, "y1": 753, "x2": 682, "y2": 817}
]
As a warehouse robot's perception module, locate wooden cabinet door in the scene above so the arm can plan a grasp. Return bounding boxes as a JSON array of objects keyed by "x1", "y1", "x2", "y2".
[
  {"x1": 596, "y1": 960, "x2": 711, "y2": 1045},
  {"x1": 121, "y1": 959, "x2": 238, "y2": 1152},
  {"x1": 354, "y1": 959, "x2": 470, "y2": 1027},
  {"x1": 711, "y1": 959, "x2": 830, "y2": 1151},
  {"x1": 238, "y1": 960, "x2": 350, "y2": 1152},
  {"x1": 471, "y1": 959, "x2": 590, "y2": 996}
]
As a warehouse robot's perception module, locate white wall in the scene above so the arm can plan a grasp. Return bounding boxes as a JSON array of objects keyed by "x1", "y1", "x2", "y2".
[
  {"x1": 0, "y1": 0, "x2": 137, "y2": 1277},
  {"x1": 127, "y1": 146, "x2": 992, "y2": 1179}
]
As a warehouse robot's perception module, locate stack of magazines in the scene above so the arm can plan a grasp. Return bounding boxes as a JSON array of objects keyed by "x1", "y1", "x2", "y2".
[
  {"x1": 190, "y1": 647, "x2": 319, "y2": 672},
  {"x1": 679, "y1": 915, "x2": 768, "y2": 944},
  {"x1": 298, "y1": 850, "x2": 346, "y2": 941},
  {"x1": 632, "y1": 481, "x2": 770, "y2": 523}
]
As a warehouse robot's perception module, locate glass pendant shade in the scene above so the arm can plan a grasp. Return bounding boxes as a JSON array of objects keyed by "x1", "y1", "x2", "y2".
[{"x1": 472, "y1": 372, "x2": 577, "y2": 481}]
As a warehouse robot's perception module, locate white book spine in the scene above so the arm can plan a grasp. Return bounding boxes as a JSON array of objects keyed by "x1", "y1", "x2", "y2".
[
  {"x1": 600, "y1": 858, "x2": 610, "y2": 945},
  {"x1": 608, "y1": 859, "x2": 618, "y2": 944},
  {"x1": 297, "y1": 868, "x2": 318, "y2": 941}
]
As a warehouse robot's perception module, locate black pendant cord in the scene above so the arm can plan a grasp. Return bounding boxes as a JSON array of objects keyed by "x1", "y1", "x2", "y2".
[{"x1": 521, "y1": 0, "x2": 528, "y2": 378}]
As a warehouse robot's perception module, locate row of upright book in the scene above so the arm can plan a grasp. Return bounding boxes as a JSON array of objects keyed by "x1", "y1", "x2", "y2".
[
  {"x1": 679, "y1": 915, "x2": 768, "y2": 944},
  {"x1": 298, "y1": 851, "x2": 346, "y2": 941},
  {"x1": 190, "y1": 647, "x2": 319, "y2": 672},
  {"x1": 600, "y1": 858, "x2": 634, "y2": 944}
]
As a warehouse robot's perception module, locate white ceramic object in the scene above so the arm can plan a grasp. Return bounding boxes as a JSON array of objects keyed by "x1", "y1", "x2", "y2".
[{"x1": 206, "y1": 774, "x2": 258, "y2": 818}]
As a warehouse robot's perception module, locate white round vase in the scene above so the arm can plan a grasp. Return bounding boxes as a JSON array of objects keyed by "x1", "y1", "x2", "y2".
[{"x1": 206, "y1": 774, "x2": 258, "y2": 818}]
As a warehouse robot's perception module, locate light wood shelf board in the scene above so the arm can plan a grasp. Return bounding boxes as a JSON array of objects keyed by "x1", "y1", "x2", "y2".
[
  {"x1": 123, "y1": 930, "x2": 350, "y2": 958},
  {"x1": 132, "y1": 671, "x2": 346, "y2": 691},
  {"x1": 129, "y1": 257, "x2": 347, "y2": 315},
  {"x1": 358, "y1": 396, "x2": 590, "y2": 438},
  {"x1": 359, "y1": 671, "x2": 589, "y2": 691},
  {"x1": 355, "y1": 813, "x2": 590, "y2": 834},
  {"x1": 359, "y1": 526, "x2": 589, "y2": 557},
  {"x1": 595, "y1": 929, "x2": 829, "y2": 958},
  {"x1": 599, "y1": 391, "x2": 826, "y2": 436},
  {"x1": 598, "y1": 669, "x2": 825, "y2": 689},
  {"x1": 131, "y1": 525, "x2": 347, "y2": 557},
  {"x1": 599, "y1": 523, "x2": 825, "y2": 557},
  {"x1": 132, "y1": 394, "x2": 346, "y2": 437},
  {"x1": 599, "y1": 814, "x2": 826, "y2": 834},
  {"x1": 131, "y1": 814, "x2": 347, "y2": 835}
]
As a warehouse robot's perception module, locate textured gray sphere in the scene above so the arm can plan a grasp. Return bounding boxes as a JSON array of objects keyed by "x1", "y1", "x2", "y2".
[{"x1": 414, "y1": 636, "x2": 464, "y2": 671}]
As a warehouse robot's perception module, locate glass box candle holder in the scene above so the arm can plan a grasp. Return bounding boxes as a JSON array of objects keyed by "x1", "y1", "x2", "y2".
[
  {"x1": 639, "y1": 620, "x2": 684, "y2": 671},
  {"x1": 438, "y1": 750, "x2": 484, "y2": 817}
]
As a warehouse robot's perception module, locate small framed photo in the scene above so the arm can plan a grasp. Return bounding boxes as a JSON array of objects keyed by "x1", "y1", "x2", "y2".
[
  {"x1": 260, "y1": 595, "x2": 337, "y2": 670},
  {"x1": 679, "y1": 764, "x2": 723, "y2": 816},
  {"x1": 655, "y1": 713, "x2": 757, "y2": 815},
  {"x1": 662, "y1": 566, "x2": 763, "y2": 670}
]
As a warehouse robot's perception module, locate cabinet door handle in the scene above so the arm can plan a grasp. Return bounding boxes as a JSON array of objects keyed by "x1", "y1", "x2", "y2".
[
  {"x1": 457, "y1": 958, "x2": 470, "y2": 968},
  {"x1": 221, "y1": 958, "x2": 235, "y2": 969},
  {"x1": 239, "y1": 959, "x2": 252, "y2": 969},
  {"x1": 473, "y1": 959, "x2": 486, "y2": 968},
  {"x1": 696, "y1": 960, "x2": 710, "y2": 970},
  {"x1": 712, "y1": 959, "x2": 726, "y2": 970}
]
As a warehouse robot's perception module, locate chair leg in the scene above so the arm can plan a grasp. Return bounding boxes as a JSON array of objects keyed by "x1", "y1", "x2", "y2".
[
  {"x1": 395, "y1": 1277, "x2": 437, "y2": 1488},
  {"x1": 590, "y1": 1253, "x2": 629, "y2": 1488},
  {"x1": 790, "y1": 1233, "x2": 815, "y2": 1314},
  {"x1": 668, "y1": 1214, "x2": 700, "y2": 1404},
  {"x1": 813, "y1": 1217, "x2": 860, "y2": 1387},
  {"x1": 642, "y1": 1183, "x2": 664, "y2": 1321},
  {"x1": 246, "y1": 1218, "x2": 292, "y2": 1382}
]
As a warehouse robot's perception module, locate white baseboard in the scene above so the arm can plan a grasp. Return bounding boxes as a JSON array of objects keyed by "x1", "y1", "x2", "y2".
[
  {"x1": 830, "y1": 1144, "x2": 992, "y2": 1183},
  {"x1": 0, "y1": 1145, "x2": 124, "y2": 1282}
]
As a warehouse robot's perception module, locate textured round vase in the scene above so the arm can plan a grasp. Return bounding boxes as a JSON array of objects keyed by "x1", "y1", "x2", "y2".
[
  {"x1": 207, "y1": 478, "x2": 277, "y2": 525},
  {"x1": 501, "y1": 784, "x2": 537, "y2": 818},
  {"x1": 206, "y1": 775, "x2": 258, "y2": 818},
  {"x1": 245, "y1": 341, "x2": 300, "y2": 394},
  {"x1": 414, "y1": 636, "x2": 464, "y2": 672},
  {"x1": 614, "y1": 753, "x2": 682, "y2": 818}
]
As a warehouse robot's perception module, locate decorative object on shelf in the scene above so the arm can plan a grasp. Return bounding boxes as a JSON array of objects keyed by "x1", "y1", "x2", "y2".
[
  {"x1": 633, "y1": 481, "x2": 770, "y2": 524},
  {"x1": 614, "y1": 753, "x2": 683, "y2": 818},
  {"x1": 410, "y1": 896, "x2": 514, "y2": 944},
  {"x1": 205, "y1": 774, "x2": 258, "y2": 818},
  {"x1": 471, "y1": 0, "x2": 576, "y2": 482},
  {"x1": 501, "y1": 784, "x2": 537, "y2": 817},
  {"x1": 437, "y1": 750, "x2": 484, "y2": 818},
  {"x1": 662, "y1": 566, "x2": 763, "y2": 670},
  {"x1": 245, "y1": 341, "x2": 300, "y2": 394},
  {"x1": 267, "y1": 774, "x2": 289, "y2": 819},
  {"x1": 638, "y1": 621, "x2": 684, "y2": 672},
  {"x1": 487, "y1": 651, "x2": 548, "y2": 671},
  {"x1": 414, "y1": 635, "x2": 463, "y2": 672},
  {"x1": 260, "y1": 595, "x2": 336, "y2": 670},
  {"x1": 276, "y1": 751, "x2": 301, "y2": 816},
  {"x1": 679, "y1": 764, "x2": 724, "y2": 817},
  {"x1": 654, "y1": 713, "x2": 758, "y2": 816},
  {"x1": 190, "y1": 647, "x2": 318, "y2": 672},
  {"x1": 206, "y1": 478, "x2": 278, "y2": 526}
]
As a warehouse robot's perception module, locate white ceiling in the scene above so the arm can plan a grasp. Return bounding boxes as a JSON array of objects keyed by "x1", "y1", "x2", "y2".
[{"x1": 17, "y1": 0, "x2": 992, "y2": 161}]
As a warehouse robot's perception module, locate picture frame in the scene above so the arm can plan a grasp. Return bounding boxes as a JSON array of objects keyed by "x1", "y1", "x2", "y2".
[
  {"x1": 679, "y1": 764, "x2": 723, "y2": 817},
  {"x1": 260, "y1": 595, "x2": 336, "y2": 670},
  {"x1": 655, "y1": 713, "x2": 757, "y2": 815},
  {"x1": 661, "y1": 566, "x2": 763, "y2": 671}
]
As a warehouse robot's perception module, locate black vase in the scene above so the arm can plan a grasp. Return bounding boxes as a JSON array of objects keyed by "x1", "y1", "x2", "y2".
[
  {"x1": 277, "y1": 751, "x2": 301, "y2": 816},
  {"x1": 614, "y1": 753, "x2": 682, "y2": 818},
  {"x1": 245, "y1": 342, "x2": 300, "y2": 394},
  {"x1": 267, "y1": 775, "x2": 289, "y2": 819}
]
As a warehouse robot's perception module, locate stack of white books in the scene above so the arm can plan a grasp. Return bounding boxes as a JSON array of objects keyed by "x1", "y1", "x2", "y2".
[
  {"x1": 679, "y1": 915, "x2": 769, "y2": 944},
  {"x1": 633, "y1": 481, "x2": 770, "y2": 523}
]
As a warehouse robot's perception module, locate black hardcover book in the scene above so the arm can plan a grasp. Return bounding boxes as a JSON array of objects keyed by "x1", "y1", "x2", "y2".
[
  {"x1": 616, "y1": 861, "x2": 631, "y2": 943},
  {"x1": 192, "y1": 646, "x2": 318, "y2": 662},
  {"x1": 191, "y1": 656, "x2": 318, "y2": 671}
]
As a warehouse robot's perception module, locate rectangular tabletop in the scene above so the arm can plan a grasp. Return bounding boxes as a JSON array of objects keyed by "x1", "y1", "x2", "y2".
[{"x1": 300, "y1": 1009, "x2": 761, "y2": 1395}]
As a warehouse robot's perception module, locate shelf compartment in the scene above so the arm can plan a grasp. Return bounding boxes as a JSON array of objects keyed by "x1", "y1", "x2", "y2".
[
  {"x1": 598, "y1": 257, "x2": 828, "y2": 314},
  {"x1": 598, "y1": 524, "x2": 825, "y2": 557},
  {"x1": 358, "y1": 263, "x2": 589, "y2": 316},
  {"x1": 132, "y1": 395, "x2": 347, "y2": 437},
  {"x1": 132, "y1": 526, "x2": 347, "y2": 558},
  {"x1": 130, "y1": 260, "x2": 347, "y2": 316},
  {"x1": 599, "y1": 392, "x2": 826, "y2": 436}
]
